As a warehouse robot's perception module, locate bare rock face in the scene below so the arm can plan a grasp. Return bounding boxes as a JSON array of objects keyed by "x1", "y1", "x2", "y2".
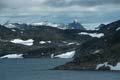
[
  {"x1": 0, "y1": 23, "x2": 90, "y2": 58},
  {"x1": 68, "y1": 20, "x2": 86, "y2": 30}
]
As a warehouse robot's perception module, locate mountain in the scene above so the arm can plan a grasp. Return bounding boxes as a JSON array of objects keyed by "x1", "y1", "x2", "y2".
[
  {"x1": 95, "y1": 24, "x2": 105, "y2": 30},
  {"x1": 4, "y1": 20, "x2": 86, "y2": 30},
  {"x1": 1, "y1": 20, "x2": 120, "y2": 70},
  {"x1": 53, "y1": 20, "x2": 120, "y2": 71},
  {"x1": 68, "y1": 20, "x2": 86, "y2": 30},
  {"x1": 0, "y1": 23, "x2": 92, "y2": 58},
  {"x1": 0, "y1": 25, "x2": 19, "y2": 39},
  {"x1": 4, "y1": 22, "x2": 66, "y2": 30},
  {"x1": 2, "y1": 20, "x2": 120, "y2": 63}
]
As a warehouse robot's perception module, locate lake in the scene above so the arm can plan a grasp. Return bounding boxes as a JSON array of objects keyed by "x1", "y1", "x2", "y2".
[{"x1": 0, "y1": 59, "x2": 120, "y2": 80}]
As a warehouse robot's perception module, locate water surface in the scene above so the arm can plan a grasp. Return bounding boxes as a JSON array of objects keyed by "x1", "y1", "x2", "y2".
[{"x1": 0, "y1": 59, "x2": 120, "y2": 80}]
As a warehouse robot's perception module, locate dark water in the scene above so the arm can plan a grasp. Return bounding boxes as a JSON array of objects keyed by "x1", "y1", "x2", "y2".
[{"x1": 0, "y1": 59, "x2": 120, "y2": 80}]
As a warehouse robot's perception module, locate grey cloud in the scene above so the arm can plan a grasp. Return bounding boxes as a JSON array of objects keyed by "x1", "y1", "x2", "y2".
[
  {"x1": 0, "y1": 1, "x2": 6, "y2": 9},
  {"x1": 0, "y1": 0, "x2": 120, "y2": 25},
  {"x1": 44, "y1": 0, "x2": 120, "y2": 7},
  {"x1": 0, "y1": 0, "x2": 120, "y2": 10},
  {"x1": 0, "y1": 0, "x2": 46, "y2": 9}
]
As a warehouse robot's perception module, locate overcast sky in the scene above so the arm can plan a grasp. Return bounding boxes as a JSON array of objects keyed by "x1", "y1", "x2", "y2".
[{"x1": 0, "y1": 0, "x2": 120, "y2": 28}]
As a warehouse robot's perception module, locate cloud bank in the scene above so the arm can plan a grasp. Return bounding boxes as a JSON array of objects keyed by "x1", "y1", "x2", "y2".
[{"x1": 0, "y1": 0, "x2": 120, "y2": 26}]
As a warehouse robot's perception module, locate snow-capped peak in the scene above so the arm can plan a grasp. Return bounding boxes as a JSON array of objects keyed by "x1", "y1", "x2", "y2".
[
  {"x1": 4, "y1": 23, "x2": 17, "y2": 28},
  {"x1": 31, "y1": 22, "x2": 60, "y2": 28}
]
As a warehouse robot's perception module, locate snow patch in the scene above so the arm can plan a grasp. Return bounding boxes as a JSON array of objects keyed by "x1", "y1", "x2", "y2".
[
  {"x1": 20, "y1": 31, "x2": 23, "y2": 33},
  {"x1": 67, "y1": 42, "x2": 75, "y2": 45},
  {"x1": 96, "y1": 62, "x2": 120, "y2": 70},
  {"x1": 78, "y1": 32, "x2": 104, "y2": 38},
  {"x1": 11, "y1": 29, "x2": 16, "y2": 32},
  {"x1": 0, "y1": 54, "x2": 23, "y2": 59},
  {"x1": 47, "y1": 41, "x2": 51, "y2": 43},
  {"x1": 39, "y1": 41, "x2": 46, "y2": 44},
  {"x1": 96, "y1": 62, "x2": 108, "y2": 70},
  {"x1": 11, "y1": 39, "x2": 34, "y2": 46},
  {"x1": 31, "y1": 22, "x2": 59, "y2": 28},
  {"x1": 108, "y1": 63, "x2": 120, "y2": 70},
  {"x1": 5, "y1": 23, "x2": 17, "y2": 28},
  {"x1": 92, "y1": 50, "x2": 101, "y2": 54},
  {"x1": 39, "y1": 41, "x2": 52, "y2": 44},
  {"x1": 55, "y1": 51, "x2": 75, "y2": 58},
  {"x1": 51, "y1": 54, "x2": 54, "y2": 58},
  {"x1": 116, "y1": 27, "x2": 120, "y2": 31}
]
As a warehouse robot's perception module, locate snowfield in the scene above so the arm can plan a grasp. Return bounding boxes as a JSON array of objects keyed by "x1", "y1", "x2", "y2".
[
  {"x1": 11, "y1": 39, "x2": 34, "y2": 46},
  {"x1": 54, "y1": 51, "x2": 75, "y2": 58},
  {"x1": 0, "y1": 54, "x2": 23, "y2": 59},
  {"x1": 39, "y1": 41, "x2": 46, "y2": 44},
  {"x1": 39, "y1": 41, "x2": 51, "y2": 44},
  {"x1": 78, "y1": 32, "x2": 104, "y2": 38},
  {"x1": 96, "y1": 62, "x2": 120, "y2": 70}
]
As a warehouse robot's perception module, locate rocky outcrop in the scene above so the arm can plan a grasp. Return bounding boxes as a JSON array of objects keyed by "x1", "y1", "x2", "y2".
[
  {"x1": 0, "y1": 24, "x2": 91, "y2": 58},
  {"x1": 53, "y1": 20, "x2": 120, "y2": 71},
  {"x1": 68, "y1": 20, "x2": 85, "y2": 30}
]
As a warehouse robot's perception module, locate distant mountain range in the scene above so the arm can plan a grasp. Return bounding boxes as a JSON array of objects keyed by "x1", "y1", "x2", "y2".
[
  {"x1": 3, "y1": 20, "x2": 86, "y2": 30},
  {"x1": 0, "y1": 20, "x2": 91, "y2": 58}
]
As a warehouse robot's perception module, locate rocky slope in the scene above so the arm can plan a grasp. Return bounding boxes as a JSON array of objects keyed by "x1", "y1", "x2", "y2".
[
  {"x1": 68, "y1": 20, "x2": 85, "y2": 30},
  {"x1": 53, "y1": 20, "x2": 120, "y2": 71},
  {"x1": 0, "y1": 22, "x2": 92, "y2": 58}
]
